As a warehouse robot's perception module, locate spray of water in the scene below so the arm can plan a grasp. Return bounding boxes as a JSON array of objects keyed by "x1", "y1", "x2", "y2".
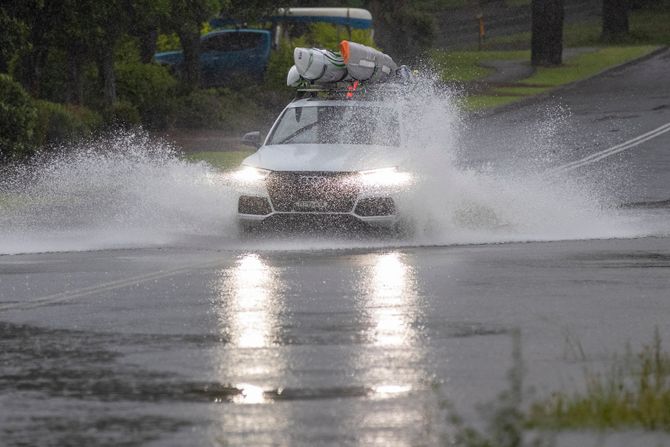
[
  {"x1": 0, "y1": 132, "x2": 237, "y2": 254},
  {"x1": 0, "y1": 74, "x2": 659, "y2": 255}
]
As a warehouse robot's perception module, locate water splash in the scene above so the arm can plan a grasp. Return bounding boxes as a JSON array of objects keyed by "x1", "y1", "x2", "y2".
[
  {"x1": 0, "y1": 76, "x2": 660, "y2": 255},
  {"x1": 0, "y1": 132, "x2": 237, "y2": 254}
]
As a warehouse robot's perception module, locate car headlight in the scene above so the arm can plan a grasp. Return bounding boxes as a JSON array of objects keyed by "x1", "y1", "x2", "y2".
[
  {"x1": 232, "y1": 166, "x2": 271, "y2": 184},
  {"x1": 359, "y1": 167, "x2": 411, "y2": 187}
]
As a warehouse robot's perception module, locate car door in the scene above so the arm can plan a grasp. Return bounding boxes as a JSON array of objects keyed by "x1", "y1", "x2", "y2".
[
  {"x1": 199, "y1": 32, "x2": 243, "y2": 86},
  {"x1": 236, "y1": 32, "x2": 270, "y2": 81}
]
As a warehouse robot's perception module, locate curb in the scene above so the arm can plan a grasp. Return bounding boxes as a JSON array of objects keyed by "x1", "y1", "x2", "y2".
[{"x1": 472, "y1": 45, "x2": 669, "y2": 118}]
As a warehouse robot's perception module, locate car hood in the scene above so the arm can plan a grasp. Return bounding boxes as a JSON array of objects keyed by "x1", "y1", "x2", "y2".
[{"x1": 242, "y1": 144, "x2": 404, "y2": 172}]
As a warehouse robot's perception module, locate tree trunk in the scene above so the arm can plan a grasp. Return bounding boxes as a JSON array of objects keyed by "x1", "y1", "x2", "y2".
[
  {"x1": 99, "y1": 45, "x2": 116, "y2": 106},
  {"x1": 66, "y1": 46, "x2": 84, "y2": 104},
  {"x1": 138, "y1": 28, "x2": 158, "y2": 64},
  {"x1": 602, "y1": 0, "x2": 629, "y2": 41},
  {"x1": 531, "y1": 0, "x2": 565, "y2": 66},
  {"x1": 177, "y1": 29, "x2": 201, "y2": 90},
  {"x1": 19, "y1": 47, "x2": 48, "y2": 97}
]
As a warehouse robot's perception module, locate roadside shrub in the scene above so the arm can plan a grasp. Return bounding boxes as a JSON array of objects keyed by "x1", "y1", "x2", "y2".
[
  {"x1": 156, "y1": 32, "x2": 181, "y2": 52},
  {"x1": 174, "y1": 88, "x2": 223, "y2": 129},
  {"x1": 374, "y1": 7, "x2": 436, "y2": 61},
  {"x1": 0, "y1": 73, "x2": 37, "y2": 160},
  {"x1": 33, "y1": 100, "x2": 103, "y2": 147},
  {"x1": 264, "y1": 38, "x2": 300, "y2": 92},
  {"x1": 103, "y1": 100, "x2": 142, "y2": 128},
  {"x1": 301, "y1": 23, "x2": 376, "y2": 49},
  {"x1": 116, "y1": 62, "x2": 177, "y2": 129},
  {"x1": 174, "y1": 88, "x2": 267, "y2": 132}
]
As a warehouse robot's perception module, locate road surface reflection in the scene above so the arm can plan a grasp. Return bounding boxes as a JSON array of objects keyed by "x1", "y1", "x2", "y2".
[{"x1": 213, "y1": 253, "x2": 286, "y2": 406}]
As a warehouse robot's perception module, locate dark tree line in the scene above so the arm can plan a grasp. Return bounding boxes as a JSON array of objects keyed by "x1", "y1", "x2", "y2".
[
  {"x1": 531, "y1": 0, "x2": 631, "y2": 66},
  {"x1": 0, "y1": 0, "x2": 226, "y2": 106}
]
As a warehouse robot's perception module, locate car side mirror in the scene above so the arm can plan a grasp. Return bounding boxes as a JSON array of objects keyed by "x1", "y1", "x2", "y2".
[{"x1": 241, "y1": 131, "x2": 261, "y2": 148}]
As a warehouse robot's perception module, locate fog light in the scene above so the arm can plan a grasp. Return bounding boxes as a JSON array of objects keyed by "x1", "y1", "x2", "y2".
[
  {"x1": 355, "y1": 197, "x2": 396, "y2": 216},
  {"x1": 238, "y1": 196, "x2": 272, "y2": 215}
]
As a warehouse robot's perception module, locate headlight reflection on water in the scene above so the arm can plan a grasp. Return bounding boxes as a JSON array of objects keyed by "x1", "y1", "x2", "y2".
[
  {"x1": 359, "y1": 252, "x2": 425, "y2": 401},
  {"x1": 226, "y1": 253, "x2": 281, "y2": 349},
  {"x1": 367, "y1": 252, "x2": 418, "y2": 347},
  {"x1": 213, "y1": 253, "x2": 286, "y2": 406}
]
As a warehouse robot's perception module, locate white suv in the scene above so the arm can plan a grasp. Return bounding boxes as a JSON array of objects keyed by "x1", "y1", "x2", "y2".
[{"x1": 233, "y1": 90, "x2": 413, "y2": 232}]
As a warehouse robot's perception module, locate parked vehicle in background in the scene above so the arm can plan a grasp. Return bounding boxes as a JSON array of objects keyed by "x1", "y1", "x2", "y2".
[
  {"x1": 154, "y1": 8, "x2": 373, "y2": 87},
  {"x1": 153, "y1": 29, "x2": 272, "y2": 87}
]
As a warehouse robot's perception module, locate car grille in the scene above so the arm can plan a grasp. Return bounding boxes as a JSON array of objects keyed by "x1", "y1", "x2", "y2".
[{"x1": 266, "y1": 172, "x2": 359, "y2": 213}]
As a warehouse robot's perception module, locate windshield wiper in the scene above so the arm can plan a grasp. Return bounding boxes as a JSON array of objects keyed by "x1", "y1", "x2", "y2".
[{"x1": 276, "y1": 121, "x2": 319, "y2": 144}]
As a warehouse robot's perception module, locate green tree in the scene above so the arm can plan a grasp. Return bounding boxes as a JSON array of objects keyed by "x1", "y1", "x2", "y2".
[
  {"x1": 0, "y1": 6, "x2": 27, "y2": 74},
  {"x1": 366, "y1": 0, "x2": 435, "y2": 61},
  {"x1": 129, "y1": 0, "x2": 171, "y2": 63},
  {"x1": 0, "y1": 74, "x2": 37, "y2": 160},
  {"x1": 7, "y1": 0, "x2": 61, "y2": 97},
  {"x1": 221, "y1": 0, "x2": 278, "y2": 22},
  {"x1": 165, "y1": 0, "x2": 224, "y2": 90}
]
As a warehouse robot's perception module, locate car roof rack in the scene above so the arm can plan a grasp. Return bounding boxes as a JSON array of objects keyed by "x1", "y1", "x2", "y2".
[{"x1": 294, "y1": 79, "x2": 414, "y2": 101}]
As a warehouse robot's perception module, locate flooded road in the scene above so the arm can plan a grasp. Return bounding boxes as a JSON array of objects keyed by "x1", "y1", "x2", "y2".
[
  {"x1": 1, "y1": 237, "x2": 670, "y2": 446},
  {"x1": 1, "y1": 51, "x2": 669, "y2": 445}
]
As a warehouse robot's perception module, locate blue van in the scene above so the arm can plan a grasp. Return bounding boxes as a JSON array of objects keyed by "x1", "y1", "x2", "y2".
[{"x1": 154, "y1": 29, "x2": 272, "y2": 86}]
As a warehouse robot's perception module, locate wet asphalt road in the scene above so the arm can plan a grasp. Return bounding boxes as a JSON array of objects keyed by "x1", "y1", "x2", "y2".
[{"x1": 1, "y1": 50, "x2": 670, "y2": 446}]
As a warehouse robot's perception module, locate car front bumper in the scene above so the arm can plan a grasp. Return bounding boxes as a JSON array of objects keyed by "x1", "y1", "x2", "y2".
[{"x1": 237, "y1": 195, "x2": 399, "y2": 230}]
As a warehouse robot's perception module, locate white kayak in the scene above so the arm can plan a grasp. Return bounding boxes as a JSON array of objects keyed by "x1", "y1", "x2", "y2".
[
  {"x1": 340, "y1": 40, "x2": 397, "y2": 82},
  {"x1": 287, "y1": 41, "x2": 404, "y2": 86}
]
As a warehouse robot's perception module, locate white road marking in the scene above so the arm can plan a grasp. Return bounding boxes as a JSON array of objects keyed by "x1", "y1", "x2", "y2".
[
  {"x1": 548, "y1": 121, "x2": 670, "y2": 175},
  {"x1": 0, "y1": 259, "x2": 224, "y2": 312}
]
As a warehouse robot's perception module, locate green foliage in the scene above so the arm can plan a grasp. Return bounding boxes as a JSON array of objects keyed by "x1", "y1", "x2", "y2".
[
  {"x1": 444, "y1": 330, "x2": 553, "y2": 447},
  {"x1": 530, "y1": 330, "x2": 670, "y2": 431},
  {"x1": 264, "y1": 38, "x2": 304, "y2": 92},
  {"x1": 103, "y1": 100, "x2": 142, "y2": 128},
  {"x1": 156, "y1": 33, "x2": 182, "y2": 52},
  {"x1": 0, "y1": 74, "x2": 37, "y2": 159},
  {"x1": 116, "y1": 62, "x2": 178, "y2": 129},
  {"x1": 374, "y1": 4, "x2": 436, "y2": 60},
  {"x1": 221, "y1": 0, "x2": 276, "y2": 22},
  {"x1": 434, "y1": 46, "x2": 656, "y2": 112},
  {"x1": 0, "y1": 7, "x2": 28, "y2": 73},
  {"x1": 431, "y1": 50, "x2": 528, "y2": 82},
  {"x1": 480, "y1": 4, "x2": 670, "y2": 50},
  {"x1": 174, "y1": 88, "x2": 265, "y2": 131},
  {"x1": 33, "y1": 100, "x2": 103, "y2": 147},
  {"x1": 528, "y1": 46, "x2": 657, "y2": 85},
  {"x1": 299, "y1": 22, "x2": 376, "y2": 49},
  {"x1": 186, "y1": 150, "x2": 254, "y2": 170}
]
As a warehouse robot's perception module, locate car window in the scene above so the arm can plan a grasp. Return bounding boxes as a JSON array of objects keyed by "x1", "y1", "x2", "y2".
[
  {"x1": 269, "y1": 107, "x2": 319, "y2": 144},
  {"x1": 268, "y1": 106, "x2": 400, "y2": 146},
  {"x1": 201, "y1": 32, "x2": 263, "y2": 52},
  {"x1": 238, "y1": 33, "x2": 263, "y2": 50}
]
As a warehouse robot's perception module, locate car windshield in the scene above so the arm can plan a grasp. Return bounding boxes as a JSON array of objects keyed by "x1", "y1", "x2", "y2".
[{"x1": 268, "y1": 105, "x2": 400, "y2": 146}]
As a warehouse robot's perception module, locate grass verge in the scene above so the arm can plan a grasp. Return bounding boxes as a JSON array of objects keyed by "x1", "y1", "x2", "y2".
[
  {"x1": 450, "y1": 45, "x2": 658, "y2": 111},
  {"x1": 431, "y1": 50, "x2": 529, "y2": 82},
  {"x1": 529, "y1": 329, "x2": 670, "y2": 431},
  {"x1": 443, "y1": 330, "x2": 670, "y2": 446},
  {"x1": 481, "y1": 7, "x2": 670, "y2": 50},
  {"x1": 186, "y1": 150, "x2": 253, "y2": 170},
  {"x1": 432, "y1": 5, "x2": 668, "y2": 111}
]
